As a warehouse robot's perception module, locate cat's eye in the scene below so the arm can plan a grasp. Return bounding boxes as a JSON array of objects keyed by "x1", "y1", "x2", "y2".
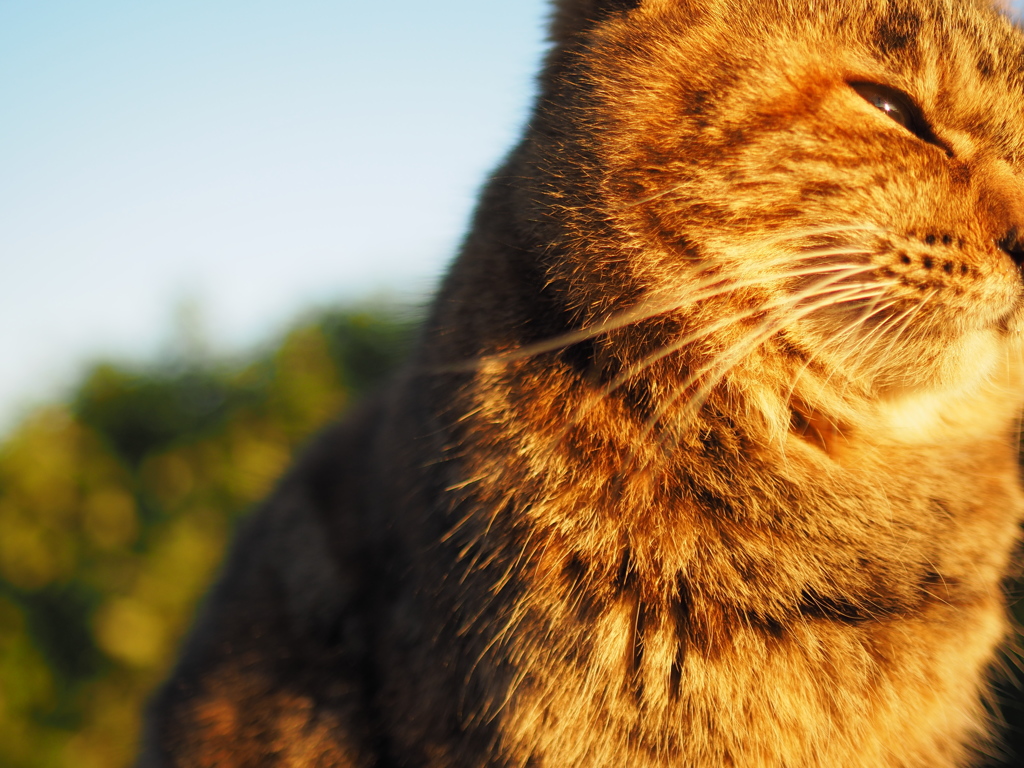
[
  {"x1": 851, "y1": 83, "x2": 915, "y2": 130},
  {"x1": 849, "y1": 82, "x2": 949, "y2": 154}
]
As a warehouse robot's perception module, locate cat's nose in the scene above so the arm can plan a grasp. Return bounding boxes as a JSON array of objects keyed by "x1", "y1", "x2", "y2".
[
  {"x1": 997, "y1": 227, "x2": 1024, "y2": 269},
  {"x1": 976, "y1": 157, "x2": 1024, "y2": 271}
]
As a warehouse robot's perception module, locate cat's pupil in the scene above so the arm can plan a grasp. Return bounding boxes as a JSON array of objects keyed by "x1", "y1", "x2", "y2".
[
  {"x1": 869, "y1": 95, "x2": 908, "y2": 126},
  {"x1": 851, "y1": 83, "x2": 914, "y2": 130}
]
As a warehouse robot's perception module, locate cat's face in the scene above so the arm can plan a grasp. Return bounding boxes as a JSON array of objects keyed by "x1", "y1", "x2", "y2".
[{"x1": 533, "y1": 0, "x2": 1024, "y2": 405}]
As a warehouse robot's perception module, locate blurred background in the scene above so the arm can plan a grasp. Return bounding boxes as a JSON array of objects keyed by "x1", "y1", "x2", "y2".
[
  {"x1": 1, "y1": 1, "x2": 546, "y2": 764},
  {"x1": 0, "y1": 0, "x2": 547, "y2": 433},
  {"x1": 3, "y1": 1, "x2": 1024, "y2": 766}
]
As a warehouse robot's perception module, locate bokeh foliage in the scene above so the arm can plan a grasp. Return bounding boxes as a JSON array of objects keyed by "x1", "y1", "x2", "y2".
[{"x1": 0, "y1": 306, "x2": 416, "y2": 768}]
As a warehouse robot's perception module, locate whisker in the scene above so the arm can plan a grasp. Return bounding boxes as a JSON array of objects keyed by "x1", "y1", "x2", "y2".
[
  {"x1": 601, "y1": 272, "x2": 885, "y2": 398},
  {"x1": 539, "y1": 269, "x2": 884, "y2": 450},
  {"x1": 784, "y1": 294, "x2": 900, "y2": 395},
  {"x1": 743, "y1": 223, "x2": 887, "y2": 245},
  {"x1": 441, "y1": 260, "x2": 879, "y2": 372},
  {"x1": 642, "y1": 284, "x2": 890, "y2": 455},
  {"x1": 610, "y1": 182, "x2": 690, "y2": 208},
  {"x1": 831, "y1": 294, "x2": 930, "y2": 388},
  {"x1": 826, "y1": 298, "x2": 905, "y2": 374},
  {"x1": 610, "y1": 191, "x2": 884, "y2": 242},
  {"x1": 871, "y1": 290, "x2": 938, "y2": 382},
  {"x1": 786, "y1": 296, "x2": 903, "y2": 414}
]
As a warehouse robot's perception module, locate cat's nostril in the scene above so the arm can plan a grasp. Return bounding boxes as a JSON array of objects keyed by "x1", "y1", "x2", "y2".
[{"x1": 997, "y1": 228, "x2": 1024, "y2": 268}]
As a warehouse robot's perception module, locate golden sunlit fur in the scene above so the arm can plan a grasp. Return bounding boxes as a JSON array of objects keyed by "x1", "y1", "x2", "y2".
[{"x1": 140, "y1": 1, "x2": 1024, "y2": 766}]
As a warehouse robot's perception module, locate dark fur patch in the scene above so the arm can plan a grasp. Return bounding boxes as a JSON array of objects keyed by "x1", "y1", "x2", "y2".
[
  {"x1": 615, "y1": 546, "x2": 635, "y2": 592},
  {"x1": 619, "y1": 380, "x2": 655, "y2": 422},
  {"x1": 591, "y1": 0, "x2": 644, "y2": 17},
  {"x1": 919, "y1": 571, "x2": 961, "y2": 604},
  {"x1": 928, "y1": 498, "x2": 954, "y2": 518},
  {"x1": 797, "y1": 590, "x2": 873, "y2": 624},
  {"x1": 629, "y1": 599, "x2": 648, "y2": 689},
  {"x1": 669, "y1": 577, "x2": 691, "y2": 699},
  {"x1": 559, "y1": 338, "x2": 597, "y2": 378},
  {"x1": 684, "y1": 89, "x2": 712, "y2": 116},
  {"x1": 563, "y1": 552, "x2": 588, "y2": 585},
  {"x1": 948, "y1": 159, "x2": 971, "y2": 185},
  {"x1": 977, "y1": 51, "x2": 995, "y2": 79},
  {"x1": 744, "y1": 610, "x2": 787, "y2": 645},
  {"x1": 800, "y1": 181, "x2": 844, "y2": 199},
  {"x1": 796, "y1": 587, "x2": 909, "y2": 625},
  {"x1": 874, "y1": 8, "x2": 922, "y2": 58}
]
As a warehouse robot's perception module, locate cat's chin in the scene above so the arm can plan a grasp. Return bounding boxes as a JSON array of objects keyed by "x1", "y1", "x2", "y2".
[
  {"x1": 831, "y1": 324, "x2": 1023, "y2": 403},
  {"x1": 993, "y1": 294, "x2": 1024, "y2": 336},
  {"x1": 761, "y1": 326, "x2": 1023, "y2": 451},
  {"x1": 770, "y1": 325, "x2": 1024, "y2": 457}
]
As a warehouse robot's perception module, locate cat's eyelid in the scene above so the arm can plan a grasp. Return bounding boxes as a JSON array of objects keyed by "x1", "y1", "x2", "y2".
[{"x1": 848, "y1": 81, "x2": 952, "y2": 156}]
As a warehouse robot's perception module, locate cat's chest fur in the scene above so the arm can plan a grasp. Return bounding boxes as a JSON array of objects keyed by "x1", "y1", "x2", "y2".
[
  {"x1": 140, "y1": 1, "x2": 1024, "y2": 767},
  {"x1": 365, "y1": 329, "x2": 1024, "y2": 766}
]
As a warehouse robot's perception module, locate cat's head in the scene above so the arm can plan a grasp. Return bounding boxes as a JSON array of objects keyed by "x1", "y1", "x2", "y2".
[{"x1": 522, "y1": 0, "x2": 1024, "y2": 429}]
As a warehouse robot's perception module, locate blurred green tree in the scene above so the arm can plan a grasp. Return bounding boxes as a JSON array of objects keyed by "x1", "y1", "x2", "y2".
[{"x1": 0, "y1": 305, "x2": 416, "y2": 768}]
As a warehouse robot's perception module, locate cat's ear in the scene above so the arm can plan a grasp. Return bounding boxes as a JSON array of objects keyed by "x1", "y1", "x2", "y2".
[{"x1": 549, "y1": 0, "x2": 647, "y2": 44}]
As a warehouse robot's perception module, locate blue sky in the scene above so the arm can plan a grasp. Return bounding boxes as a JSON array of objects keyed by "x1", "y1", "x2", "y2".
[
  {"x1": 2, "y1": 1, "x2": 1023, "y2": 433},
  {"x1": 0, "y1": 0, "x2": 548, "y2": 430}
]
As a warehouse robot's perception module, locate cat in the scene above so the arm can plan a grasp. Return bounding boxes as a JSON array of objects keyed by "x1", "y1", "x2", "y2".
[{"x1": 137, "y1": 0, "x2": 1024, "y2": 766}]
